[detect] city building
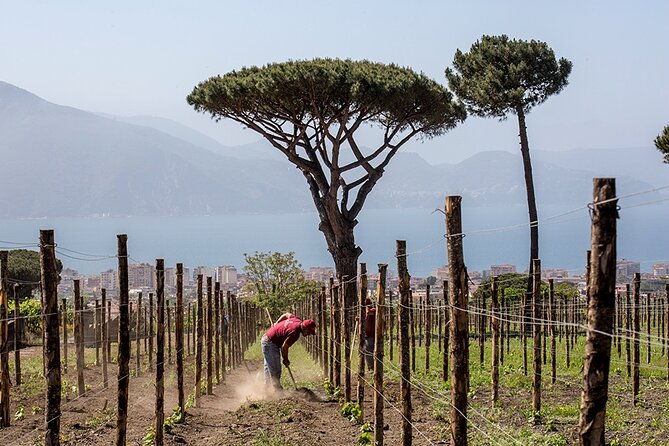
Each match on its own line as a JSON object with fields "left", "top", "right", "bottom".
{"left": 193, "top": 266, "right": 214, "bottom": 281}
{"left": 128, "top": 263, "right": 154, "bottom": 288}
{"left": 304, "top": 266, "right": 334, "bottom": 283}
{"left": 490, "top": 264, "right": 517, "bottom": 276}
{"left": 100, "top": 269, "right": 117, "bottom": 291}
{"left": 217, "top": 265, "right": 238, "bottom": 285}
{"left": 652, "top": 263, "right": 669, "bottom": 277}
{"left": 432, "top": 266, "right": 449, "bottom": 282}
{"left": 543, "top": 268, "right": 569, "bottom": 279}
{"left": 616, "top": 259, "right": 641, "bottom": 281}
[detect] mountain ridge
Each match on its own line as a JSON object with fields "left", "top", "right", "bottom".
{"left": 0, "top": 81, "right": 663, "bottom": 218}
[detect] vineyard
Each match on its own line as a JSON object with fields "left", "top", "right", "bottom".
{"left": 0, "top": 180, "right": 668, "bottom": 445}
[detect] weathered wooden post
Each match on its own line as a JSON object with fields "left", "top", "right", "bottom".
{"left": 425, "top": 284, "right": 431, "bottom": 372}
{"left": 40, "top": 231, "right": 61, "bottom": 445}
{"left": 215, "top": 281, "right": 221, "bottom": 382}
{"left": 479, "top": 289, "right": 486, "bottom": 366}
{"left": 95, "top": 299, "right": 101, "bottom": 367}
{"left": 219, "top": 291, "right": 226, "bottom": 383}
{"left": 149, "top": 292, "right": 154, "bottom": 372}
{"left": 443, "top": 281, "right": 449, "bottom": 383}
{"left": 357, "top": 263, "right": 367, "bottom": 418}
{"left": 136, "top": 292, "right": 142, "bottom": 375}
{"left": 102, "top": 289, "right": 108, "bottom": 388}
{"left": 187, "top": 302, "right": 192, "bottom": 357}
{"left": 343, "top": 277, "right": 352, "bottom": 402}
{"left": 491, "top": 276, "right": 499, "bottom": 407}
{"left": 647, "top": 293, "right": 652, "bottom": 365}
{"left": 319, "top": 286, "right": 327, "bottom": 377}
{"left": 13, "top": 286, "right": 21, "bottom": 386}
{"left": 62, "top": 298, "right": 68, "bottom": 374}
{"left": 397, "top": 241, "right": 412, "bottom": 445}
{"left": 532, "top": 258, "right": 542, "bottom": 412}
{"left": 633, "top": 273, "right": 640, "bottom": 405}
{"left": 206, "top": 277, "right": 213, "bottom": 395}
{"left": 578, "top": 177, "right": 618, "bottom": 445}
{"left": 106, "top": 299, "right": 112, "bottom": 362}
{"left": 549, "top": 279, "right": 557, "bottom": 385}
{"left": 0, "top": 251, "right": 9, "bottom": 427}
{"left": 116, "top": 234, "right": 130, "bottom": 446}
{"left": 155, "top": 259, "right": 165, "bottom": 446}
{"left": 373, "top": 264, "right": 387, "bottom": 446}
{"left": 74, "top": 280, "right": 85, "bottom": 397}
{"left": 446, "top": 196, "right": 468, "bottom": 446}
{"left": 195, "top": 275, "right": 203, "bottom": 406}
{"left": 333, "top": 281, "right": 342, "bottom": 388}
{"left": 167, "top": 301, "right": 172, "bottom": 365}
{"left": 176, "top": 263, "right": 185, "bottom": 412}
{"left": 410, "top": 291, "right": 416, "bottom": 374}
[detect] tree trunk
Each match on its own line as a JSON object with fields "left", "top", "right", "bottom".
{"left": 516, "top": 108, "right": 539, "bottom": 295}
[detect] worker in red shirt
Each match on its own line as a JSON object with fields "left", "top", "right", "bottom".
{"left": 364, "top": 298, "right": 376, "bottom": 371}
{"left": 261, "top": 313, "right": 317, "bottom": 389}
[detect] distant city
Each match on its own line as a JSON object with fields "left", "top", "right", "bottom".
{"left": 57, "top": 259, "right": 669, "bottom": 302}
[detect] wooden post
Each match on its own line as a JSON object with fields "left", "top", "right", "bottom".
{"left": 397, "top": 242, "right": 412, "bottom": 445}
{"left": 491, "top": 276, "right": 499, "bottom": 407}
{"left": 149, "top": 292, "right": 154, "bottom": 372}
{"left": 167, "top": 301, "right": 172, "bottom": 365}
{"left": 343, "top": 277, "right": 352, "bottom": 402}
{"left": 136, "top": 292, "right": 142, "bottom": 375}
{"left": 176, "top": 263, "right": 185, "bottom": 412}
{"left": 321, "top": 287, "right": 329, "bottom": 380}
{"left": 0, "top": 251, "right": 10, "bottom": 427}
{"left": 443, "top": 281, "right": 449, "bottom": 383}
{"left": 219, "top": 291, "right": 226, "bottom": 383}
{"left": 13, "top": 286, "right": 21, "bottom": 386}
{"left": 333, "top": 282, "right": 341, "bottom": 389}
{"left": 39, "top": 231, "right": 61, "bottom": 445}
{"left": 446, "top": 196, "right": 468, "bottom": 446}
{"left": 373, "top": 264, "right": 387, "bottom": 446}
{"left": 106, "top": 299, "right": 112, "bottom": 363}
{"left": 155, "top": 259, "right": 165, "bottom": 446}
{"left": 410, "top": 291, "right": 416, "bottom": 374}
{"left": 579, "top": 178, "right": 618, "bottom": 445}
{"left": 479, "top": 288, "right": 485, "bottom": 366}
{"left": 74, "top": 280, "right": 85, "bottom": 397}
{"left": 102, "top": 289, "right": 108, "bottom": 388}
{"left": 425, "top": 284, "right": 431, "bottom": 372}
{"left": 195, "top": 275, "right": 203, "bottom": 406}
{"left": 206, "top": 277, "right": 213, "bottom": 395}
{"left": 215, "top": 281, "right": 221, "bottom": 383}
{"left": 647, "top": 293, "right": 652, "bottom": 364}
{"left": 62, "top": 298, "right": 68, "bottom": 374}
{"left": 187, "top": 302, "right": 191, "bottom": 357}
{"left": 356, "top": 264, "right": 367, "bottom": 418}
{"left": 116, "top": 234, "right": 130, "bottom": 446}
{"left": 633, "top": 273, "right": 640, "bottom": 405}
{"left": 95, "top": 299, "right": 101, "bottom": 367}
{"left": 532, "top": 259, "right": 542, "bottom": 413}
{"left": 549, "top": 279, "right": 556, "bottom": 385}
{"left": 522, "top": 291, "right": 528, "bottom": 376}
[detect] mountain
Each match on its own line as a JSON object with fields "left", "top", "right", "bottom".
{"left": 0, "top": 81, "right": 309, "bottom": 217}
{"left": 0, "top": 81, "right": 663, "bottom": 218}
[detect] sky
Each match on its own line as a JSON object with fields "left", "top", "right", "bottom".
{"left": 2, "top": 0, "right": 668, "bottom": 164}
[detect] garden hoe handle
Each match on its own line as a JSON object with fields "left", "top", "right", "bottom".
{"left": 286, "top": 365, "right": 298, "bottom": 390}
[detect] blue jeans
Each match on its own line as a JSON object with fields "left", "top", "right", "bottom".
{"left": 262, "top": 335, "right": 282, "bottom": 388}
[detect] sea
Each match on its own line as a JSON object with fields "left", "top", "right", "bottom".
{"left": 1, "top": 202, "right": 667, "bottom": 277}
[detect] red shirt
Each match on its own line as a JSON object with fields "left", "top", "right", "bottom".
{"left": 266, "top": 315, "right": 303, "bottom": 347}
{"left": 365, "top": 306, "right": 376, "bottom": 337}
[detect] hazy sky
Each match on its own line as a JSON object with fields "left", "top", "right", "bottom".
{"left": 2, "top": 1, "right": 668, "bottom": 163}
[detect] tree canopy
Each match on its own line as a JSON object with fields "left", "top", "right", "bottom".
{"left": 8, "top": 249, "right": 63, "bottom": 300}
{"left": 189, "top": 59, "right": 466, "bottom": 308}
{"left": 242, "top": 251, "right": 320, "bottom": 321}
{"left": 654, "top": 125, "right": 669, "bottom": 163}
{"left": 445, "top": 35, "right": 572, "bottom": 118}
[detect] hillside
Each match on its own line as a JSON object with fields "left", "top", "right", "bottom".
{"left": 0, "top": 81, "right": 663, "bottom": 218}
